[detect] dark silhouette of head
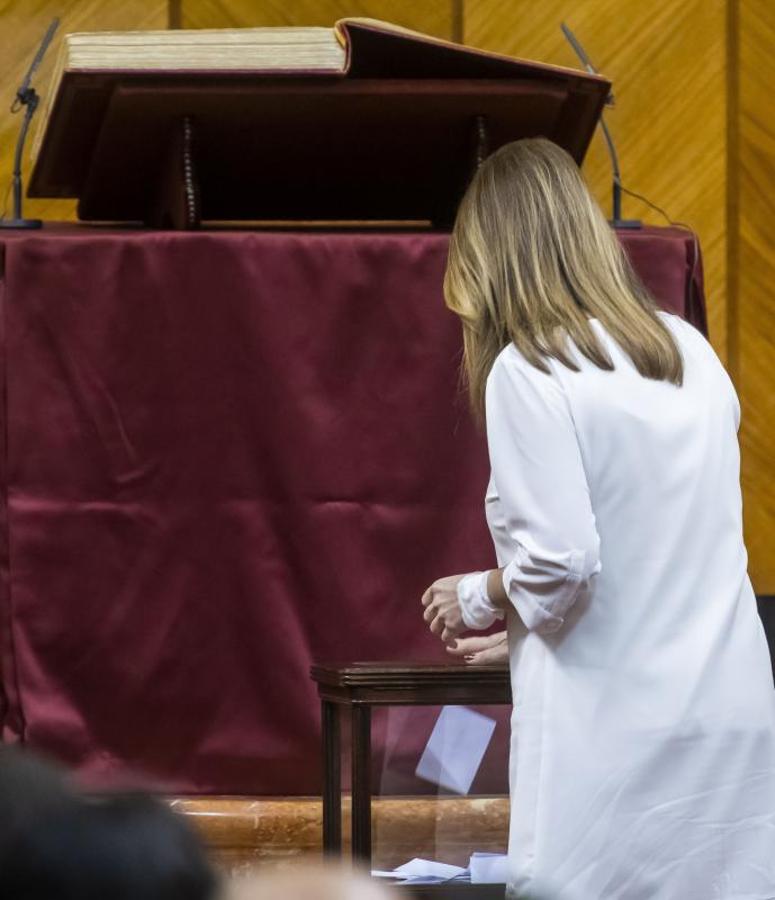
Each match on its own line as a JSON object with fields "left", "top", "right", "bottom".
{"left": 0, "top": 788, "right": 217, "bottom": 900}
{"left": 0, "top": 745, "right": 76, "bottom": 856}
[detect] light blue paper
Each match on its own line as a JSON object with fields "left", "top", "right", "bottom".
{"left": 414, "top": 705, "right": 497, "bottom": 794}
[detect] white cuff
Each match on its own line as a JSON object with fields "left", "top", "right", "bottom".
{"left": 457, "top": 570, "right": 506, "bottom": 631}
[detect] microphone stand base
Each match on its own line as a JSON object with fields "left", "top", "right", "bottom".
{"left": 0, "top": 218, "right": 42, "bottom": 229}
{"left": 610, "top": 218, "right": 642, "bottom": 230}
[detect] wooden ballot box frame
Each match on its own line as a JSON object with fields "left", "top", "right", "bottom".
{"left": 310, "top": 662, "right": 512, "bottom": 896}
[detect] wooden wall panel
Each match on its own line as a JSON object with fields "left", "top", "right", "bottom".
{"left": 736, "top": 0, "right": 775, "bottom": 591}
{"left": 179, "top": 0, "right": 456, "bottom": 39}
{"left": 464, "top": 0, "right": 729, "bottom": 362}
{"left": 0, "top": 0, "right": 167, "bottom": 223}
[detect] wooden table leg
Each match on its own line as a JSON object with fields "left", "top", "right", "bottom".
{"left": 322, "top": 699, "right": 341, "bottom": 855}
{"left": 351, "top": 704, "right": 372, "bottom": 865}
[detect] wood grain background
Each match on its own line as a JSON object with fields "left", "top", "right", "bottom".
{"left": 0, "top": 0, "right": 772, "bottom": 590}
{"left": 735, "top": 0, "right": 775, "bottom": 593}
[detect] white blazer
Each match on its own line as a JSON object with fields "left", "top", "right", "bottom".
{"left": 484, "top": 311, "right": 775, "bottom": 900}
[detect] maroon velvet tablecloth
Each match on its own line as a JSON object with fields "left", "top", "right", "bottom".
{"left": 0, "top": 225, "right": 705, "bottom": 794}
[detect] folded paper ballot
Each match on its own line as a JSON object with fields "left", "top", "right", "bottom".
{"left": 415, "top": 705, "right": 497, "bottom": 794}
{"left": 372, "top": 853, "right": 508, "bottom": 885}
{"left": 392, "top": 858, "right": 466, "bottom": 883}
{"left": 470, "top": 852, "right": 510, "bottom": 884}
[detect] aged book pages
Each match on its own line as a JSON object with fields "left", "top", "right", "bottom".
{"left": 57, "top": 27, "right": 348, "bottom": 73}
{"left": 34, "top": 22, "right": 350, "bottom": 157}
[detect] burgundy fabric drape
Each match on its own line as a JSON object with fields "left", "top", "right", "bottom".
{"left": 0, "top": 225, "right": 705, "bottom": 794}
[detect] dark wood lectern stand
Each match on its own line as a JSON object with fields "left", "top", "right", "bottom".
{"left": 27, "top": 20, "right": 610, "bottom": 228}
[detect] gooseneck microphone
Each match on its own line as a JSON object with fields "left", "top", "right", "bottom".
{"left": 561, "top": 23, "right": 641, "bottom": 230}
{"left": 0, "top": 18, "right": 60, "bottom": 230}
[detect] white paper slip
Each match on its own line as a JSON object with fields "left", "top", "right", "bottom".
{"left": 415, "top": 705, "right": 496, "bottom": 794}
{"left": 393, "top": 858, "right": 467, "bottom": 882}
{"left": 469, "top": 852, "right": 509, "bottom": 884}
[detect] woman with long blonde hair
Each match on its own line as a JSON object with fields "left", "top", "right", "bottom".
{"left": 421, "top": 138, "right": 775, "bottom": 899}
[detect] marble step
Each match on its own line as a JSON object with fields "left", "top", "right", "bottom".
{"left": 172, "top": 795, "right": 509, "bottom": 875}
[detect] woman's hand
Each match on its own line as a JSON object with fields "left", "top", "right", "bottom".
{"left": 421, "top": 574, "right": 468, "bottom": 644}
{"left": 446, "top": 632, "right": 508, "bottom": 665}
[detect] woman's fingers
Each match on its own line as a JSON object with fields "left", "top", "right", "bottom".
{"left": 421, "top": 575, "right": 472, "bottom": 644}
{"left": 429, "top": 615, "right": 445, "bottom": 637}
{"left": 471, "top": 645, "right": 508, "bottom": 665}
{"left": 446, "top": 636, "right": 484, "bottom": 655}
{"left": 446, "top": 645, "right": 504, "bottom": 665}
{"left": 446, "top": 632, "right": 508, "bottom": 665}
{"left": 440, "top": 626, "right": 457, "bottom": 643}
{"left": 446, "top": 634, "right": 505, "bottom": 654}
{"left": 446, "top": 640, "right": 508, "bottom": 665}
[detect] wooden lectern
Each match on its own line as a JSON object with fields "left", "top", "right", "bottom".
{"left": 27, "top": 19, "right": 610, "bottom": 228}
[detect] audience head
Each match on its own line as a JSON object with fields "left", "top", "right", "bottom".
{"left": 0, "top": 774, "right": 217, "bottom": 900}
{"left": 0, "top": 745, "right": 76, "bottom": 857}
{"left": 228, "top": 863, "right": 391, "bottom": 900}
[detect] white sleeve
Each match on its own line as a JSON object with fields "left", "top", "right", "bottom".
{"left": 485, "top": 349, "right": 602, "bottom": 635}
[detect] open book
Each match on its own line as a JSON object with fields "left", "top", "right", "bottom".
{"left": 40, "top": 16, "right": 591, "bottom": 76}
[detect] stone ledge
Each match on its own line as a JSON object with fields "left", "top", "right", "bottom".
{"left": 172, "top": 795, "right": 509, "bottom": 874}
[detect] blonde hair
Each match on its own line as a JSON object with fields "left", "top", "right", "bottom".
{"left": 443, "top": 137, "right": 683, "bottom": 417}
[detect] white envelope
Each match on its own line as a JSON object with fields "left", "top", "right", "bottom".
{"left": 392, "top": 857, "right": 467, "bottom": 883}
{"left": 470, "top": 852, "right": 509, "bottom": 884}
{"left": 414, "top": 705, "right": 497, "bottom": 794}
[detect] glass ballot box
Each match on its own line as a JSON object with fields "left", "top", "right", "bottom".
{"left": 310, "top": 662, "right": 512, "bottom": 898}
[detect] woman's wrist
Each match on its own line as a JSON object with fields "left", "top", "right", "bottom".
{"left": 486, "top": 567, "right": 509, "bottom": 612}
{"left": 457, "top": 570, "right": 506, "bottom": 630}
